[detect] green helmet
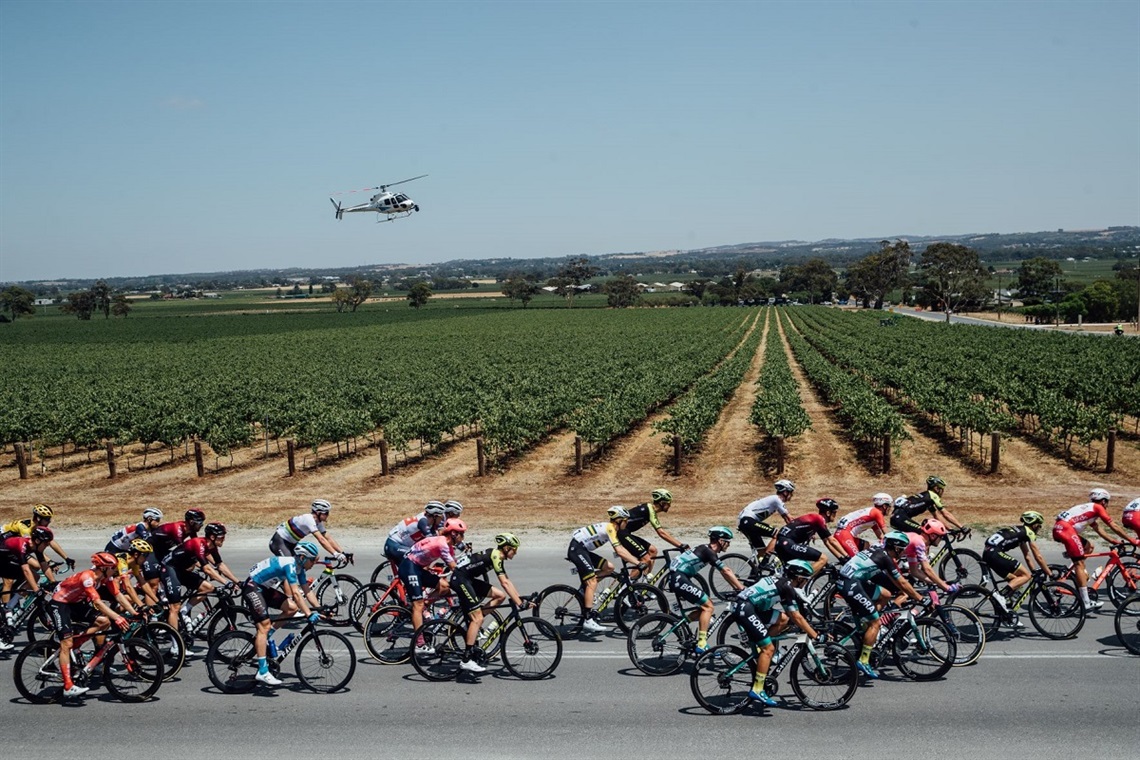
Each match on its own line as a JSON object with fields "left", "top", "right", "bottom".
{"left": 495, "top": 532, "right": 520, "bottom": 549}
{"left": 926, "top": 475, "right": 947, "bottom": 490}
{"left": 708, "top": 526, "right": 734, "bottom": 542}
{"left": 651, "top": 488, "right": 673, "bottom": 504}
{"left": 884, "top": 531, "right": 910, "bottom": 550}
{"left": 1020, "top": 511, "right": 1044, "bottom": 528}
{"left": 784, "top": 560, "right": 814, "bottom": 578}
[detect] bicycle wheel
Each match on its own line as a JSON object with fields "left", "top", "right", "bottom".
{"left": 689, "top": 645, "right": 753, "bottom": 715}
{"left": 295, "top": 629, "right": 357, "bottom": 692}
{"left": 24, "top": 599, "right": 55, "bottom": 642}
{"left": 205, "top": 605, "right": 255, "bottom": 645}
{"left": 936, "top": 604, "right": 986, "bottom": 666}
{"left": 103, "top": 638, "right": 164, "bottom": 702}
{"left": 136, "top": 621, "right": 186, "bottom": 681}
{"left": 12, "top": 639, "right": 65, "bottom": 704}
{"left": 315, "top": 574, "right": 363, "bottom": 626}
{"left": 789, "top": 642, "right": 858, "bottom": 710}
{"left": 1105, "top": 559, "right": 1140, "bottom": 609}
{"left": 1028, "top": 581, "right": 1085, "bottom": 640}
{"left": 891, "top": 616, "right": 956, "bottom": 681}
{"left": 369, "top": 559, "right": 394, "bottom": 585}
{"left": 708, "top": 553, "right": 758, "bottom": 600}
{"left": 947, "top": 584, "right": 1004, "bottom": 640}
{"left": 349, "top": 582, "right": 391, "bottom": 633}
{"left": 534, "top": 584, "right": 585, "bottom": 638}
{"left": 626, "top": 612, "right": 691, "bottom": 676}
{"left": 937, "top": 548, "right": 986, "bottom": 587}
{"left": 363, "top": 604, "right": 415, "bottom": 664}
{"left": 501, "top": 617, "right": 562, "bottom": 680}
{"left": 205, "top": 630, "right": 259, "bottom": 693}
{"left": 1113, "top": 593, "right": 1140, "bottom": 655}
{"left": 613, "top": 583, "right": 669, "bottom": 634}
{"left": 409, "top": 619, "right": 464, "bottom": 681}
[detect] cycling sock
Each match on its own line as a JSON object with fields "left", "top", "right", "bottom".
{"left": 257, "top": 657, "right": 268, "bottom": 674}
{"left": 60, "top": 655, "right": 73, "bottom": 689}
{"left": 752, "top": 673, "right": 766, "bottom": 693}
{"left": 696, "top": 630, "right": 708, "bottom": 649}
{"left": 1079, "top": 587, "right": 1091, "bottom": 605}
{"left": 859, "top": 645, "right": 872, "bottom": 664}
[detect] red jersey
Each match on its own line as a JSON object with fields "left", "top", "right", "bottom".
{"left": 777, "top": 513, "right": 832, "bottom": 544}
{"left": 1, "top": 535, "right": 41, "bottom": 563}
{"left": 148, "top": 521, "right": 195, "bottom": 558}
{"left": 52, "top": 569, "right": 115, "bottom": 604}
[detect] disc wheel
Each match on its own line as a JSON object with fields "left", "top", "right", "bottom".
{"left": 294, "top": 629, "right": 357, "bottom": 693}
{"left": 1113, "top": 593, "right": 1140, "bottom": 655}
{"left": 205, "top": 629, "right": 260, "bottom": 693}
{"left": 363, "top": 604, "right": 415, "bottom": 664}
{"left": 891, "top": 616, "right": 956, "bottom": 681}
{"left": 613, "top": 583, "right": 669, "bottom": 634}
{"left": 626, "top": 612, "right": 692, "bottom": 676}
{"left": 689, "top": 645, "right": 754, "bottom": 715}
{"left": 1028, "top": 581, "right": 1085, "bottom": 640}
{"left": 410, "top": 619, "right": 465, "bottom": 682}
{"left": 533, "top": 584, "right": 585, "bottom": 638}
{"left": 789, "top": 642, "right": 858, "bottom": 710}
{"left": 12, "top": 639, "right": 65, "bottom": 704}
{"left": 103, "top": 638, "right": 164, "bottom": 702}
{"left": 501, "top": 617, "right": 562, "bottom": 680}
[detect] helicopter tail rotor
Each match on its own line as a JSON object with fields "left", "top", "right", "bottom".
{"left": 330, "top": 198, "right": 343, "bottom": 220}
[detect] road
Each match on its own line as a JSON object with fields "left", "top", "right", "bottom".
{"left": 891, "top": 305, "right": 1134, "bottom": 336}
{"left": 2, "top": 532, "right": 1136, "bottom": 759}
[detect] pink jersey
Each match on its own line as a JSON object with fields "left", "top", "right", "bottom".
{"left": 406, "top": 535, "right": 455, "bottom": 572}
{"left": 836, "top": 507, "right": 884, "bottom": 537}
{"left": 903, "top": 532, "right": 928, "bottom": 566}
{"left": 1055, "top": 502, "right": 1112, "bottom": 534}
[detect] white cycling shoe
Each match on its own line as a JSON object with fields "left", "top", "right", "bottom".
{"left": 255, "top": 670, "right": 283, "bottom": 686}
{"left": 582, "top": 618, "right": 608, "bottom": 633}
{"left": 63, "top": 685, "right": 89, "bottom": 698}
{"left": 460, "top": 659, "right": 487, "bottom": 673}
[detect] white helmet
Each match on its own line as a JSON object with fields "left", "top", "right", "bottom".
{"left": 1089, "top": 488, "right": 1110, "bottom": 504}
{"left": 871, "top": 493, "right": 892, "bottom": 508}
{"left": 142, "top": 507, "right": 164, "bottom": 521}
{"left": 774, "top": 479, "right": 796, "bottom": 495}
{"left": 607, "top": 506, "right": 630, "bottom": 521}
{"left": 311, "top": 499, "right": 332, "bottom": 515}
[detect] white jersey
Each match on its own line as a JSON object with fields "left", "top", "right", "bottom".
{"left": 274, "top": 513, "right": 325, "bottom": 544}
{"left": 738, "top": 495, "right": 789, "bottom": 522}
{"left": 835, "top": 507, "right": 882, "bottom": 537}
{"left": 571, "top": 522, "right": 615, "bottom": 551}
{"left": 387, "top": 513, "right": 432, "bottom": 548}
{"left": 1055, "top": 502, "right": 1109, "bottom": 533}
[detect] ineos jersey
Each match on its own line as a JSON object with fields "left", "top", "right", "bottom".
{"left": 777, "top": 514, "right": 831, "bottom": 543}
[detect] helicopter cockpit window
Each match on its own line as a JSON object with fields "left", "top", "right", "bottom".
{"left": 395, "top": 194, "right": 408, "bottom": 202}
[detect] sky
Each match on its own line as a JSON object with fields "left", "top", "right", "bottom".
{"left": 1, "top": 0, "right": 1138, "bottom": 282}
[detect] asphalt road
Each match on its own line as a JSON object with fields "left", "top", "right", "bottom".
{"left": 3, "top": 533, "right": 1136, "bottom": 759}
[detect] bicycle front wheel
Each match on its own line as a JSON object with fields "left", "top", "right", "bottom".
{"left": 689, "top": 645, "right": 753, "bottom": 715}
{"left": 708, "top": 553, "right": 758, "bottom": 600}
{"left": 789, "top": 642, "right": 858, "bottom": 710}
{"left": 626, "top": 612, "right": 690, "bottom": 676}
{"left": 410, "top": 619, "right": 465, "bottom": 681}
{"left": 363, "top": 604, "right": 415, "bottom": 664}
{"left": 1028, "top": 581, "right": 1085, "bottom": 640}
{"left": 205, "top": 605, "right": 255, "bottom": 645}
{"left": 349, "top": 582, "right": 391, "bottom": 633}
{"left": 501, "top": 617, "right": 562, "bottom": 680}
{"left": 1114, "top": 593, "right": 1140, "bottom": 655}
{"left": 369, "top": 559, "right": 394, "bottom": 585}
{"left": 205, "top": 629, "right": 259, "bottom": 693}
{"left": 937, "top": 548, "right": 986, "bottom": 587}
{"left": 137, "top": 621, "right": 186, "bottom": 681}
{"left": 315, "top": 574, "right": 363, "bottom": 626}
{"left": 613, "top": 583, "right": 668, "bottom": 634}
{"left": 936, "top": 604, "right": 986, "bottom": 666}
{"left": 533, "top": 584, "right": 585, "bottom": 638}
{"left": 1105, "top": 559, "right": 1140, "bottom": 609}
{"left": 104, "top": 638, "right": 164, "bottom": 702}
{"left": 295, "top": 629, "right": 357, "bottom": 693}
{"left": 13, "top": 640, "right": 64, "bottom": 704}
{"left": 948, "top": 585, "right": 1004, "bottom": 640}
{"left": 891, "top": 617, "right": 956, "bottom": 681}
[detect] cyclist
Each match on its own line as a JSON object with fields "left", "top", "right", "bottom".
{"left": 450, "top": 532, "right": 532, "bottom": 673}
{"left": 982, "top": 512, "right": 1051, "bottom": 622}
{"left": 146, "top": 509, "right": 206, "bottom": 573}
{"left": 770, "top": 498, "right": 847, "bottom": 574}
{"left": 890, "top": 476, "right": 965, "bottom": 533}
{"left": 618, "top": 488, "right": 687, "bottom": 578}
{"left": 567, "top": 507, "right": 644, "bottom": 633}
{"left": 269, "top": 499, "right": 348, "bottom": 560}
{"left": 834, "top": 493, "right": 890, "bottom": 559}
{"left": 105, "top": 507, "right": 164, "bottom": 553}
{"left": 161, "top": 522, "right": 242, "bottom": 635}
{"left": 384, "top": 501, "right": 447, "bottom": 567}
{"left": 900, "top": 519, "right": 961, "bottom": 596}
{"left": 737, "top": 479, "right": 796, "bottom": 568}
{"left": 0, "top": 526, "right": 57, "bottom": 650}
{"left": 49, "top": 552, "right": 133, "bottom": 698}
{"left": 1052, "top": 488, "right": 1138, "bottom": 610}
{"left": 1, "top": 503, "right": 75, "bottom": 571}
{"left": 401, "top": 518, "right": 467, "bottom": 652}
{"left": 731, "top": 559, "right": 819, "bottom": 706}
{"left": 668, "top": 526, "right": 745, "bottom": 654}
{"left": 109, "top": 539, "right": 158, "bottom": 611}
{"left": 1123, "top": 497, "right": 1140, "bottom": 541}
{"left": 443, "top": 500, "right": 465, "bottom": 518}
{"left": 837, "top": 531, "right": 924, "bottom": 679}
{"left": 242, "top": 539, "right": 323, "bottom": 687}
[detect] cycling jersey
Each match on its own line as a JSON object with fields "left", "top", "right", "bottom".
{"left": 985, "top": 525, "right": 1035, "bottom": 553}
{"left": 387, "top": 514, "right": 435, "bottom": 549}
{"left": 736, "top": 575, "right": 799, "bottom": 611}
{"left": 902, "top": 533, "right": 928, "bottom": 567}
{"left": 275, "top": 513, "right": 326, "bottom": 544}
{"left": 166, "top": 537, "right": 221, "bottom": 572}
{"left": 1, "top": 517, "right": 35, "bottom": 538}
{"left": 114, "top": 553, "right": 145, "bottom": 580}
{"left": 836, "top": 507, "right": 884, "bottom": 536}
{"left": 148, "top": 521, "right": 195, "bottom": 559}
{"left": 1124, "top": 499, "right": 1140, "bottom": 534}
{"left": 890, "top": 490, "right": 943, "bottom": 531}
{"left": 624, "top": 503, "right": 662, "bottom": 533}
{"left": 454, "top": 548, "right": 508, "bottom": 579}
{"left": 838, "top": 547, "right": 901, "bottom": 621}
{"left": 405, "top": 536, "right": 456, "bottom": 571}
{"left": 778, "top": 514, "right": 831, "bottom": 544}
{"left": 670, "top": 544, "right": 723, "bottom": 577}
{"left": 51, "top": 570, "right": 114, "bottom": 604}
{"left": 571, "top": 522, "right": 620, "bottom": 551}
{"left": 1055, "top": 502, "right": 1113, "bottom": 533}
{"left": 839, "top": 547, "right": 901, "bottom": 583}
{"left": 247, "top": 555, "right": 306, "bottom": 591}
{"left": 0, "top": 535, "right": 43, "bottom": 580}
{"left": 738, "top": 495, "right": 789, "bottom": 523}
{"left": 107, "top": 522, "right": 151, "bottom": 552}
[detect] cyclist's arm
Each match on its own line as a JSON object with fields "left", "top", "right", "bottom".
{"left": 779, "top": 513, "right": 792, "bottom": 525}
{"left": 47, "top": 539, "right": 71, "bottom": 566}
{"left": 282, "top": 579, "right": 315, "bottom": 617}
{"left": 917, "top": 560, "right": 951, "bottom": 593}
{"left": 204, "top": 560, "right": 241, "bottom": 586}
{"left": 653, "top": 526, "right": 684, "bottom": 549}
{"left": 893, "top": 572, "right": 923, "bottom": 603}
{"left": 823, "top": 536, "right": 847, "bottom": 562}
{"left": 786, "top": 608, "right": 817, "bottom": 640}
{"left": 936, "top": 507, "right": 964, "bottom": 530}
{"left": 19, "top": 560, "right": 39, "bottom": 591}
{"left": 495, "top": 571, "right": 526, "bottom": 607}
{"left": 90, "top": 596, "right": 129, "bottom": 629}
{"left": 1103, "top": 520, "right": 1136, "bottom": 544}
{"left": 112, "top": 585, "right": 141, "bottom": 617}
{"left": 314, "top": 531, "right": 345, "bottom": 555}
{"left": 32, "top": 552, "right": 57, "bottom": 584}
{"left": 718, "top": 564, "right": 744, "bottom": 592}
{"left": 1024, "top": 542, "right": 1048, "bottom": 574}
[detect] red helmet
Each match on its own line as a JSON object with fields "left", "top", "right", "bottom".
{"left": 91, "top": 552, "right": 118, "bottom": 568}
{"left": 441, "top": 518, "right": 467, "bottom": 535}
{"left": 920, "top": 518, "right": 948, "bottom": 538}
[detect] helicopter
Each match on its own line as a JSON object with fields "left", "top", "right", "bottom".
{"left": 329, "top": 174, "right": 426, "bottom": 222}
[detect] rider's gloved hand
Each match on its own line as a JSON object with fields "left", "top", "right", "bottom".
{"left": 64, "top": 558, "right": 76, "bottom": 571}
{"left": 114, "top": 617, "right": 130, "bottom": 631}
{"left": 946, "top": 583, "right": 961, "bottom": 594}
{"left": 679, "top": 544, "right": 691, "bottom": 552}
{"left": 308, "top": 612, "right": 321, "bottom": 624}
{"left": 334, "top": 552, "right": 346, "bottom": 563}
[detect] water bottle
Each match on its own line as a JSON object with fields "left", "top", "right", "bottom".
{"left": 279, "top": 633, "right": 296, "bottom": 655}
{"left": 267, "top": 637, "right": 278, "bottom": 659}
{"left": 1090, "top": 566, "right": 1103, "bottom": 583}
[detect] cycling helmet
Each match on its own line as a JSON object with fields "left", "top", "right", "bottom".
{"left": 816, "top": 498, "right": 840, "bottom": 514}
{"left": 30, "top": 526, "right": 53, "bottom": 543}
{"left": 652, "top": 488, "right": 673, "bottom": 504}
{"left": 129, "top": 539, "right": 153, "bottom": 555}
{"left": 1089, "top": 488, "right": 1110, "bottom": 504}
{"left": 784, "top": 559, "right": 815, "bottom": 578}
{"left": 91, "top": 552, "right": 118, "bottom": 568}
{"left": 185, "top": 509, "right": 206, "bottom": 524}
{"left": 423, "top": 500, "right": 446, "bottom": 518}
{"left": 1020, "top": 511, "right": 1044, "bottom": 528}
{"left": 495, "top": 532, "right": 521, "bottom": 549}
{"left": 883, "top": 531, "right": 910, "bottom": 550}
{"left": 294, "top": 540, "right": 320, "bottom": 560}
{"left": 926, "top": 475, "right": 947, "bottom": 491}
{"left": 311, "top": 499, "right": 332, "bottom": 515}
{"left": 774, "top": 479, "right": 796, "bottom": 495}
{"left": 204, "top": 522, "right": 227, "bottom": 538}
{"left": 441, "top": 518, "right": 467, "bottom": 536}
{"left": 892, "top": 495, "right": 911, "bottom": 510}
{"left": 142, "top": 507, "right": 163, "bottom": 522}
{"left": 920, "top": 518, "right": 948, "bottom": 538}
{"left": 32, "top": 504, "right": 54, "bottom": 519}
{"left": 443, "top": 500, "right": 464, "bottom": 517}
{"left": 607, "top": 506, "right": 631, "bottom": 521}
{"left": 871, "top": 493, "right": 892, "bottom": 508}
{"left": 708, "top": 526, "right": 734, "bottom": 542}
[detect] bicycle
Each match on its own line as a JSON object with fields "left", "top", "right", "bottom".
{"left": 828, "top": 597, "right": 958, "bottom": 681}
{"left": 910, "top": 585, "right": 986, "bottom": 666}
{"left": 362, "top": 594, "right": 456, "bottom": 664}
{"left": 1, "top": 561, "right": 68, "bottom": 644}
{"left": 1046, "top": 543, "right": 1140, "bottom": 609}
{"left": 205, "top": 616, "right": 356, "bottom": 693}
{"left": 13, "top": 622, "right": 164, "bottom": 703}
{"left": 1113, "top": 592, "right": 1140, "bottom": 655}
{"left": 534, "top": 560, "right": 668, "bottom": 637}
{"left": 155, "top": 584, "right": 254, "bottom": 649}
{"left": 625, "top": 602, "right": 740, "bottom": 676}
{"left": 689, "top": 628, "right": 859, "bottom": 713}
{"left": 347, "top": 576, "right": 410, "bottom": 632}
{"left": 949, "top": 571, "right": 1086, "bottom": 640}
{"left": 411, "top": 593, "right": 562, "bottom": 681}
{"left": 309, "top": 554, "right": 362, "bottom": 626}
{"left": 707, "top": 545, "right": 782, "bottom": 601}
{"left": 929, "top": 527, "right": 986, "bottom": 587}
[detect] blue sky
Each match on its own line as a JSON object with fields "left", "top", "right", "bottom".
{"left": 1, "top": 0, "right": 1137, "bottom": 282}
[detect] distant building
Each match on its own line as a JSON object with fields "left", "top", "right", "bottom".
{"left": 33, "top": 298, "right": 53, "bottom": 306}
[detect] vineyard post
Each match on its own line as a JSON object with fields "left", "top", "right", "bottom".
{"left": 990, "top": 432, "right": 1000, "bottom": 474}
{"left": 1106, "top": 429, "right": 1116, "bottom": 474}
{"left": 882, "top": 435, "right": 892, "bottom": 474}
{"left": 379, "top": 439, "right": 389, "bottom": 476}
{"left": 286, "top": 440, "right": 296, "bottom": 476}
{"left": 194, "top": 441, "right": 204, "bottom": 477}
{"left": 106, "top": 441, "right": 116, "bottom": 479}
{"left": 673, "top": 436, "right": 682, "bottom": 476}
{"left": 476, "top": 437, "right": 486, "bottom": 477}
{"left": 775, "top": 436, "right": 785, "bottom": 475}
{"left": 574, "top": 436, "right": 583, "bottom": 475}
{"left": 15, "top": 443, "right": 28, "bottom": 479}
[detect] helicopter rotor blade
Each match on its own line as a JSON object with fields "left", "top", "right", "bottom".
{"left": 380, "top": 174, "right": 428, "bottom": 190}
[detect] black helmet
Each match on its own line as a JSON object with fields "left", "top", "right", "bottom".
{"left": 204, "top": 522, "right": 227, "bottom": 539}
{"left": 185, "top": 509, "right": 206, "bottom": 524}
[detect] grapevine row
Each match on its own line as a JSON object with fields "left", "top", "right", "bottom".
{"left": 749, "top": 310, "right": 811, "bottom": 439}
